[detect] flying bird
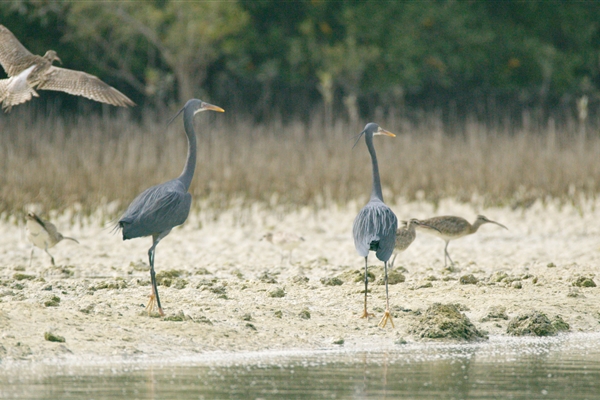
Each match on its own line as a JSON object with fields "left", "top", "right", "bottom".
{"left": 0, "top": 24, "right": 134, "bottom": 111}
{"left": 415, "top": 215, "right": 508, "bottom": 267}
{"left": 26, "top": 212, "right": 79, "bottom": 267}
{"left": 117, "top": 99, "right": 224, "bottom": 317}
{"left": 352, "top": 122, "right": 397, "bottom": 328}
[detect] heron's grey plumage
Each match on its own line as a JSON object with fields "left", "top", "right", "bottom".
{"left": 352, "top": 122, "right": 398, "bottom": 328}
{"left": 117, "top": 98, "right": 224, "bottom": 316}
{"left": 0, "top": 24, "right": 134, "bottom": 111}
{"left": 353, "top": 200, "right": 397, "bottom": 261}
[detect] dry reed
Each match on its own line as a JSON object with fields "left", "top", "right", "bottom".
{"left": 1, "top": 107, "right": 599, "bottom": 220}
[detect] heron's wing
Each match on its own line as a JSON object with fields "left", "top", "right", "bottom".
{"left": 0, "top": 25, "right": 39, "bottom": 76}
{"left": 353, "top": 201, "right": 398, "bottom": 261}
{"left": 119, "top": 181, "right": 191, "bottom": 239}
{"left": 37, "top": 66, "right": 135, "bottom": 107}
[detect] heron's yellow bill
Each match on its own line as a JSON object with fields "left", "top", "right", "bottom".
{"left": 376, "top": 128, "right": 395, "bottom": 137}
{"left": 202, "top": 103, "right": 225, "bottom": 113}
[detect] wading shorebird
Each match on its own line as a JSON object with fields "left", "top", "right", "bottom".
{"left": 0, "top": 24, "right": 134, "bottom": 111}
{"left": 352, "top": 123, "right": 398, "bottom": 329}
{"left": 26, "top": 212, "right": 79, "bottom": 267}
{"left": 391, "top": 218, "right": 441, "bottom": 268}
{"left": 415, "top": 215, "right": 508, "bottom": 267}
{"left": 117, "top": 99, "right": 224, "bottom": 317}
{"left": 261, "top": 232, "right": 305, "bottom": 264}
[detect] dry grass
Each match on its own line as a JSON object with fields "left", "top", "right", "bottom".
{"left": 1, "top": 107, "right": 599, "bottom": 220}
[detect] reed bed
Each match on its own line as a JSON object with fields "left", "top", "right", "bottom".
{"left": 1, "top": 107, "right": 599, "bottom": 220}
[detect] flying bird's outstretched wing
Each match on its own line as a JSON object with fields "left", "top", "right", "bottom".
{"left": 38, "top": 66, "right": 135, "bottom": 107}
{"left": 0, "top": 24, "right": 39, "bottom": 76}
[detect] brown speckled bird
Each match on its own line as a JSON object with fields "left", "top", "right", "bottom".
{"left": 0, "top": 24, "right": 134, "bottom": 111}
{"left": 391, "top": 218, "right": 440, "bottom": 267}
{"left": 415, "top": 215, "right": 508, "bottom": 267}
{"left": 26, "top": 212, "right": 79, "bottom": 267}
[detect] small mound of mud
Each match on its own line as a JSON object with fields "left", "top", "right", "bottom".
{"left": 409, "top": 303, "right": 487, "bottom": 341}
{"left": 320, "top": 277, "right": 343, "bottom": 286}
{"left": 481, "top": 305, "right": 509, "bottom": 322}
{"left": 572, "top": 276, "right": 596, "bottom": 288}
{"left": 89, "top": 278, "right": 127, "bottom": 291}
{"left": 459, "top": 274, "right": 479, "bottom": 285}
{"left": 156, "top": 270, "right": 186, "bottom": 287}
{"left": 507, "top": 311, "right": 570, "bottom": 336}
{"left": 376, "top": 270, "right": 406, "bottom": 285}
{"left": 337, "top": 269, "right": 374, "bottom": 283}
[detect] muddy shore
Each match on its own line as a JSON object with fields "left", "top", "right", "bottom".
{"left": 1, "top": 198, "right": 599, "bottom": 364}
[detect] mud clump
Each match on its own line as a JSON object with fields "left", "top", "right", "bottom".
{"left": 459, "top": 274, "right": 479, "bottom": 285}
{"left": 44, "top": 332, "right": 65, "bottom": 343}
{"left": 258, "top": 271, "right": 278, "bottom": 284}
{"left": 90, "top": 279, "right": 128, "bottom": 291}
{"left": 376, "top": 270, "right": 406, "bottom": 285}
{"left": 13, "top": 273, "right": 36, "bottom": 281}
{"left": 44, "top": 295, "right": 61, "bottom": 307}
{"left": 163, "top": 311, "right": 192, "bottom": 322}
{"left": 269, "top": 287, "right": 286, "bottom": 298}
{"left": 481, "top": 306, "right": 509, "bottom": 322}
{"left": 156, "top": 270, "right": 186, "bottom": 287}
{"left": 338, "top": 269, "right": 374, "bottom": 283}
{"left": 572, "top": 276, "right": 596, "bottom": 288}
{"left": 410, "top": 303, "right": 487, "bottom": 341}
{"left": 320, "top": 277, "right": 343, "bottom": 286}
{"left": 507, "top": 311, "right": 570, "bottom": 336}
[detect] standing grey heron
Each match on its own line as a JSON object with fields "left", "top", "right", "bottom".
{"left": 118, "top": 99, "right": 224, "bottom": 316}
{"left": 0, "top": 24, "right": 134, "bottom": 111}
{"left": 415, "top": 215, "right": 508, "bottom": 267}
{"left": 26, "top": 212, "right": 79, "bottom": 267}
{"left": 390, "top": 218, "right": 441, "bottom": 268}
{"left": 352, "top": 123, "right": 398, "bottom": 328}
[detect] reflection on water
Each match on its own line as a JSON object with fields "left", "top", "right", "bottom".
{"left": 2, "top": 334, "right": 600, "bottom": 399}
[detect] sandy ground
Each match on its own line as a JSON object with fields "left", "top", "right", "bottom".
{"left": 1, "top": 198, "right": 599, "bottom": 364}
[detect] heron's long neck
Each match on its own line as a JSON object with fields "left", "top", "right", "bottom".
{"left": 177, "top": 109, "right": 197, "bottom": 191}
{"left": 366, "top": 134, "right": 384, "bottom": 202}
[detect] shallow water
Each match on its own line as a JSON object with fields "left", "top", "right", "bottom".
{"left": 2, "top": 334, "right": 600, "bottom": 399}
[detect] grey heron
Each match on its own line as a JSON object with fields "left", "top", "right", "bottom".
{"left": 26, "top": 212, "right": 79, "bottom": 267}
{"left": 0, "top": 24, "right": 134, "bottom": 111}
{"left": 118, "top": 99, "right": 224, "bottom": 316}
{"left": 352, "top": 122, "right": 398, "bottom": 328}
{"left": 415, "top": 215, "right": 508, "bottom": 267}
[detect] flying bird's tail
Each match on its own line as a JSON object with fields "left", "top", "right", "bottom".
{"left": 0, "top": 66, "right": 39, "bottom": 112}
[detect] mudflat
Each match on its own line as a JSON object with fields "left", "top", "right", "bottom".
{"left": 1, "top": 198, "right": 599, "bottom": 363}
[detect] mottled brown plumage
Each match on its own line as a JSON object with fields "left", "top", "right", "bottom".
{"left": 391, "top": 218, "right": 441, "bottom": 267}
{"left": 416, "top": 215, "right": 508, "bottom": 267}
{"left": 0, "top": 25, "right": 134, "bottom": 111}
{"left": 26, "top": 212, "right": 79, "bottom": 267}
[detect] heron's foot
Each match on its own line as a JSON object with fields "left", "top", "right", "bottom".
{"left": 378, "top": 309, "right": 395, "bottom": 329}
{"left": 145, "top": 294, "right": 165, "bottom": 317}
{"left": 360, "top": 310, "right": 375, "bottom": 319}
